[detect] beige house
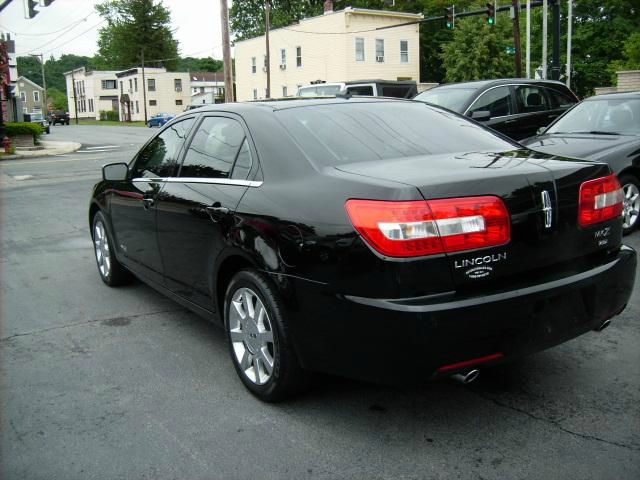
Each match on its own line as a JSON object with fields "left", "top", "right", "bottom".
{"left": 115, "top": 67, "right": 191, "bottom": 121}
{"left": 234, "top": 6, "right": 422, "bottom": 101}
{"left": 15, "top": 76, "right": 44, "bottom": 117}
{"left": 64, "top": 67, "right": 121, "bottom": 119}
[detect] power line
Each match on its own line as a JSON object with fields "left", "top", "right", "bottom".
{"left": 22, "top": 19, "right": 106, "bottom": 56}
{"left": 0, "top": 11, "right": 95, "bottom": 37}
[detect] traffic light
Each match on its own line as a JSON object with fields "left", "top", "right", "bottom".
{"left": 444, "top": 6, "right": 455, "bottom": 30}
{"left": 26, "top": 0, "right": 39, "bottom": 19}
{"left": 486, "top": 2, "right": 496, "bottom": 25}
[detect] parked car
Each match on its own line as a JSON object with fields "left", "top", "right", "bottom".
{"left": 49, "top": 110, "right": 70, "bottom": 126}
{"left": 89, "top": 98, "right": 636, "bottom": 401}
{"left": 25, "top": 112, "right": 50, "bottom": 134}
{"left": 522, "top": 91, "right": 640, "bottom": 234}
{"left": 147, "top": 112, "right": 175, "bottom": 127}
{"left": 297, "top": 80, "right": 417, "bottom": 98}
{"left": 413, "top": 79, "right": 579, "bottom": 140}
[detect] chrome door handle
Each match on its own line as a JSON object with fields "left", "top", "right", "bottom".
{"left": 142, "top": 197, "right": 155, "bottom": 209}
{"left": 206, "top": 204, "right": 230, "bottom": 215}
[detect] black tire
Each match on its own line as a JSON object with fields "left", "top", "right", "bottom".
{"left": 619, "top": 173, "right": 640, "bottom": 235}
{"left": 224, "top": 269, "right": 308, "bottom": 402}
{"left": 91, "top": 211, "right": 133, "bottom": 286}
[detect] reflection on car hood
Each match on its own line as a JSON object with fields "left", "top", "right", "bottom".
{"left": 521, "top": 133, "right": 640, "bottom": 161}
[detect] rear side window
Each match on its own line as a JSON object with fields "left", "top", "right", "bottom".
{"left": 346, "top": 85, "right": 374, "bottom": 96}
{"left": 468, "top": 86, "right": 514, "bottom": 118}
{"left": 414, "top": 87, "right": 476, "bottom": 113}
{"left": 180, "top": 116, "right": 248, "bottom": 179}
{"left": 131, "top": 118, "right": 194, "bottom": 178}
{"left": 547, "top": 88, "right": 577, "bottom": 109}
{"left": 276, "top": 102, "right": 515, "bottom": 167}
{"left": 515, "top": 85, "right": 550, "bottom": 113}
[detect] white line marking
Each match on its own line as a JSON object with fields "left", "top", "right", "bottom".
{"left": 13, "top": 175, "right": 34, "bottom": 181}
{"left": 0, "top": 156, "right": 105, "bottom": 166}
{"left": 84, "top": 145, "right": 119, "bottom": 150}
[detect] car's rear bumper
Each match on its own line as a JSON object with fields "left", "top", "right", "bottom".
{"left": 280, "top": 245, "right": 637, "bottom": 385}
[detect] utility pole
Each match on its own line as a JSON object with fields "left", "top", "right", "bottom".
{"left": 512, "top": 0, "right": 523, "bottom": 77}
{"left": 566, "top": 0, "right": 573, "bottom": 88}
{"left": 71, "top": 68, "right": 78, "bottom": 124}
{"left": 219, "top": 0, "right": 234, "bottom": 102}
{"left": 526, "top": 0, "right": 531, "bottom": 78}
{"left": 265, "top": 0, "right": 271, "bottom": 98}
{"left": 542, "top": 0, "right": 548, "bottom": 79}
{"left": 141, "top": 48, "right": 147, "bottom": 124}
{"left": 30, "top": 53, "right": 46, "bottom": 114}
{"left": 551, "top": 0, "right": 561, "bottom": 80}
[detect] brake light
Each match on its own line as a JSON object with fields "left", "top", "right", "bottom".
{"left": 578, "top": 174, "right": 623, "bottom": 227}
{"left": 345, "top": 196, "right": 510, "bottom": 257}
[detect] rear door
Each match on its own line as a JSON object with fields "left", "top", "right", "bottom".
{"left": 156, "top": 114, "right": 257, "bottom": 310}
{"left": 545, "top": 86, "right": 579, "bottom": 125}
{"left": 511, "top": 84, "right": 553, "bottom": 139}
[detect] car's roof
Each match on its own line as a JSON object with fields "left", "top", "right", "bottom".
{"left": 431, "top": 78, "right": 569, "bottom": 90}
{"left": 183, "top": 97, "right": 413, "bottom": 114}
{"left": 583, "top": 91, "right": 640, "bottom": 101}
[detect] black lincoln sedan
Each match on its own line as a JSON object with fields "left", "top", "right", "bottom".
{"left": 414, "top": 79, "right": 579, "bottom": 140}
{"left": 522, "top": 91, "right": 640, "bottom": 234}
{"left": 90, "top": 98, "right": 636, "bottom": 401}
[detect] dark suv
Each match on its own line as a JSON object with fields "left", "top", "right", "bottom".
{"left": 414, "top": 79, "right": 579, "bottom": 140}
{"left": 49, "top": 110, "right": 70, "bottom": 126}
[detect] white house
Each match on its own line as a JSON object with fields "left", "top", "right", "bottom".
{"left": 190, "top": 71, "right": 225, "bottom": 104}
{"left": 63, "top": 67, "right": 120, "bottom": 119}
{"left": 234, "top": 5, "right": 422, "bottom": 101}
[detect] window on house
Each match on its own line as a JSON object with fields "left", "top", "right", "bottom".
{"left": 251, "top": 56, "right": 256, "bottom": 74}
{"left": 129, "top": 79, "right": 132, "bottom": 91}
{"left": 149, "top": 99, "right": 157, "bottom": 106}
{"left": 148, "top": 79, "right": 156, "bottom": 92}
{"left": 376, "top": 39, "right": 384, "bottom": 62}
{"left": 175, "top": 99, "right": 183, "bottom": 105}
{"left": 400, "top": 40, "right": 409, "bottom": 63}
{"left": 355, "top": 38, "right": 365, "bottom": 62}
{"left": 280, "top": 49, "right": 286, "bottom": 67}
{"left": 120, "top": 81, "right": 123, "bottom": 94}
{"left": 296, "top": 46, "right": 302, "bottom": 67}
{"left": 263, "top": 55, "right": 267, "bottom": 69}
{"left": 200, "top": 87, "right": 205, "bottom": 93}
{"left": 89, "top": 99, "right": 94, "bottom": 112}
{"left": 23, "top": 107, "right": 28, "bottom": 114}
{"left": 253, "top": 89, "right": 258, "bottom": 100}
{"left": 136, "top": 100, "right": 139, "bottom": 113}
{"left": 134, "top": 78, "right": 138, "bottom": 92}
{"left": 282, "top": 86, "right": 288, "bottom": 97}
{"left": 174, "top": 79, "right": 182, "bottom": 92}
{"left": 102, "top": 79, "right": 117, "bottom": 89}
{"left": 20, "top": 91, "right": 26, "bottom": 102}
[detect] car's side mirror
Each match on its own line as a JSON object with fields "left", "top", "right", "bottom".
{"left": 102, "top": 162, "right": 129, "bottom": 181}
{"left": 536, "top": 127, "right": 546, "bottom": 135}
{"left": 471, "top": 110, "right": 491, "bottom": 122}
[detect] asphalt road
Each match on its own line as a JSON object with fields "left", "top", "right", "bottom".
{"left": 1, "top": 125, "right": 639, "bottom": 480}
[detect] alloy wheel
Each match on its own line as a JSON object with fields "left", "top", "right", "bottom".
{"left": 622, "top": 182, "right": 640, "bottom": 231}
{"left": 93, "top": 220, "right": 111, "bottom": 278}
{"left": 228, "top": 287, "right": 275, "bottom": 385}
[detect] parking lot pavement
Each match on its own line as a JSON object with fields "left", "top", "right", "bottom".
{"left": 1, "top": 127, "right": 639, "bottom": 479}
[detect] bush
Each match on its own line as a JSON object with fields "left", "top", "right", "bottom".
{"left": 5, "top": 122, "right": 44, "bottom": 139}
{"left": 100, "top": 110, "right": 119, "bottom": 121}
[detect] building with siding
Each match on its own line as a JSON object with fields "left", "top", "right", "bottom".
{"left": 63, "top": 67, "right": 120, "bottom": 119}
{"left": 15, "top": 76, "right": 44, "bottom": 118}
{"left": 190, "top": 71, "right": 225, "bottom": 104}
{"left": 234, "top": 6, "right": 422, "bottom": 102}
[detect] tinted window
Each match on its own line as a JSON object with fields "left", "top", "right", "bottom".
{"left": 547, "top": 88, "right": 577, "bottom": 109}
{"left": 131, "top": 118, "right": 194, "bottom": 178}
{"left": 468, "top": 86, "right": 514, "bottom": 117}
{"left": 414, "top": 87, "right": 476, "bottom": 112}
{"left": 276, "top": 102, "right": 515, "bottom": 167}
{"left": 347, "top": 85, "right": 374, "bottom": 96}
{"left": 515, "top": 85, "right": 549, "bottom": 113}
{"left": 230, "top": 139, "right": 253, "bottom": 180}
{"left": 180, "top": 117, "right": 246, "bottom": 179}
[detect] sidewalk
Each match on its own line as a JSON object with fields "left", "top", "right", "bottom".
{"left": 0, "top": 140, "right": 81, "bottom": 160}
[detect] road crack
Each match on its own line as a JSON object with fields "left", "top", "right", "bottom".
{"left": 472, "top": 390, "right": 640, "bottom": 451}
{"left": 0, "top": 309, "right": 184, "bottom": 342}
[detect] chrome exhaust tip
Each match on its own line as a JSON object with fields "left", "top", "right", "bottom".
{"left": 451, "top": 369, "right": 480, "bottom": 384}
{"left": 594, "top": 319, "right": 612, "bottom": 332}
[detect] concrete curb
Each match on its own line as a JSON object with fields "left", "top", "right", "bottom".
{"left": 1, "top": 140, "right": 82, "bottom": 161}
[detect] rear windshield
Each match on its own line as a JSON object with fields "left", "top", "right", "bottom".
{"left": 414, "top": 87, "right": 476, "bottom": 112}
{"left": 297, "top": 85, "right": 343, "bottom": 97}
{"left": 276, "top": 102, "right": 515, "bottom": 167}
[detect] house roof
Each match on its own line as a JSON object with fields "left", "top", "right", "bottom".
{"left": 190, "top": 71, "right": 225, "bottom": 82}
{"left": 17, "top": 76, "right": 43, "bottom": 90}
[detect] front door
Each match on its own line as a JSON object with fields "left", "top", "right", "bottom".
{"left": 109, "top": 117, "right": 196, "bottom": 284}
{"left": 156, "top": 114, "right": 256, "bottom": 311}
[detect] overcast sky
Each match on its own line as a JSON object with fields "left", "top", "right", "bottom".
{"left": 1, "top": 0, "right": 227, "bottom": 59}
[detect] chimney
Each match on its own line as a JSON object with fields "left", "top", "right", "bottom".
{"left": 324, "top": 0, "right": 333, "bottom": 14}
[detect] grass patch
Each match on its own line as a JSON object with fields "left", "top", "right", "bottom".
{"left": 74, "top": 119, "right": 146, "bottom": 127}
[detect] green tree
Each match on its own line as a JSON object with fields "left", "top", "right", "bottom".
{"left": 440, "top": 16, "right": 514, "bottom": 82}
{"left": 95, "top": 0, "right": 180, "bottom": 70}
{"left": 176, "top": 57, "right": 224, "bottom": 72}
{"left": 45, "top": 87, "right": 68, "bottom": 110}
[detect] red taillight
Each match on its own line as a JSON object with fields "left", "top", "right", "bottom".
{"left": 578, "top": 174, "right": 623, "bottom": 227}
{"left": 345, "top": 196, "right": 510, "bottom": 258}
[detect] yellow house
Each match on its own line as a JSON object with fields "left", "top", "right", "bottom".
{"left": 234, "top": 6, "right": 422, "bottom": 102}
